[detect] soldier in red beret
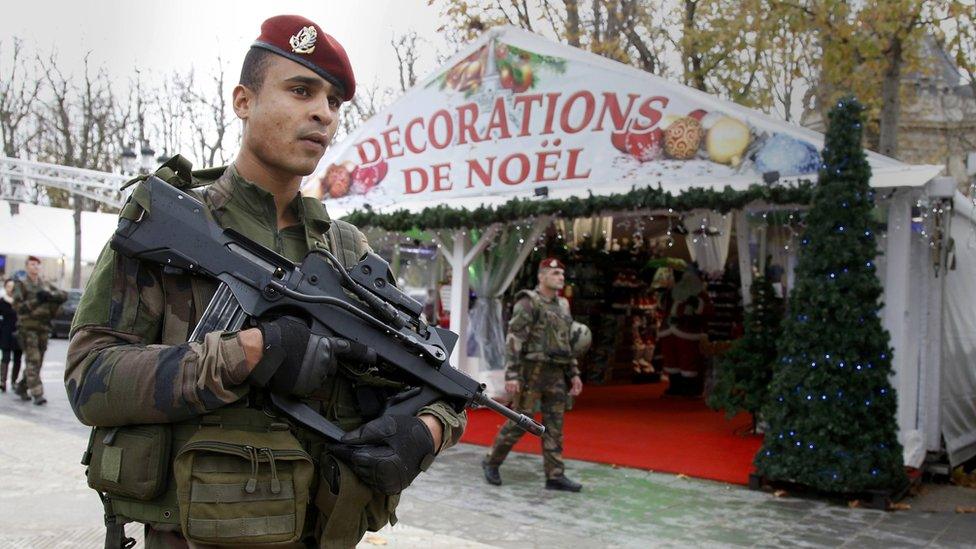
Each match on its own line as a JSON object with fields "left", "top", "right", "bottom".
{"left": 67, "top": 15, "right": 466, "bottom": 548}
{"left": 482, "top": 257, "right": 585, "bottom": 492}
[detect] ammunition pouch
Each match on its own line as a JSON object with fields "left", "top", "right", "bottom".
{"left": 174, "top": 418, "right": 313, "bottom": 545}
{"left": 86, "top": 424, "right": 171, "bottom": 500}
{"left": 83, "top": 408, "right": 317, "bottom": 545}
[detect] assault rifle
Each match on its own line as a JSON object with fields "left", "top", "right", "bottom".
{"left": 111, "top": 176, "right": 544, "bottom": 440}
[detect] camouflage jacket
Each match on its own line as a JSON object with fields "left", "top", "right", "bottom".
{"left": 13, "top": 276, "right": 67, "bottom": 332}
{"left": 504, "top": 288, "right": 579, "bottom": 382}
{"left": 65, "top": 164, "right": 465, "bottom": 451}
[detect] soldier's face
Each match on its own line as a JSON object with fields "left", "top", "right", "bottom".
{"left": 25, "top": 260, "right": 40, "bottom": 277}
{"left": 234, "top": 55, "right": 343, "bottom": 177}
{"left": 3, "top": 280, "right": 12, "bottom": 294}
{"left": 539, "top": 268, "right": 565, "bottom": 291}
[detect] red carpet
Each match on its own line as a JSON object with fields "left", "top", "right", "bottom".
{"left": 462, "top": 382, "right": 762, "bottom": 485}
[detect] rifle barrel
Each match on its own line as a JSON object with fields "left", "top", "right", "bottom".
{"left": 472, "top": 393, "right": 546, "bottom": 436}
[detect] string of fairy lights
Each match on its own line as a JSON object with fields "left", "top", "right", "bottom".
{"left": 363, "top": 193, "right": 951, "bottom": 281}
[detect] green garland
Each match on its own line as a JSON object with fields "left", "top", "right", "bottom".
{"left": 342, "top": 181, "right": 816, "bottom": 231}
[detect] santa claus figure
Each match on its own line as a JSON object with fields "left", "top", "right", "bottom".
{"left": 658, "top": 266, "right": 712, "bottom": 396}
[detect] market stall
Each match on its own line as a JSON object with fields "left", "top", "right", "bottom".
{"left": 305, "top": 26, "right": 952, "bottom": 478}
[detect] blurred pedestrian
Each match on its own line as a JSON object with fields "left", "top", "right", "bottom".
{"left": 12, "top": 256, "right": 66, "bottom": 405}
{"left": 0, "top": 278, "right": 23, "bottom": 393}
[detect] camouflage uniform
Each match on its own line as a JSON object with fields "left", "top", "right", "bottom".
{"left": 13, "top": 275, "right": 67, "bottom": 398}
{"left": 485, "top": 288, "right": 578, "bottom": 479}
{"left": 66, "top": 164, "right": 466, "bottom": 546}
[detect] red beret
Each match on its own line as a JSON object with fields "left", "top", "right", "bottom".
{"left": 252, "top": 15, "right": 356, "bottom": 101}
{"left": 539, "top": 257, "right": 566, "bottom": 271}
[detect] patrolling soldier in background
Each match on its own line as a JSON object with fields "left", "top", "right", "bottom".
{"left": 13, "top": 255, "right": 67, "bottom": 405}
{"left": 482, "top": 258, "right": 585, "bottom": 492}
{"left": 67, "top": 15, "right": 465, "bottom": 548}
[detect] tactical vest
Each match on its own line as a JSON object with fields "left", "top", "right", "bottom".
{"left": 513, "top": 289, "right": 574, "bottom": 365}
{"left": 85, "top": 156, "right": 385, "bottom": 547}
{"left": 13, "top": 278, "right": 63, "bottom": 331}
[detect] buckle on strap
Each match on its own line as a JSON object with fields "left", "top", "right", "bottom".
{"left": 98, "top": 491, "right": 136, "bottom": 549}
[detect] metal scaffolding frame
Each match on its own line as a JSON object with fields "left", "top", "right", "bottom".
{"left": 0, "top": 156, "right": 128, "bottom": 209}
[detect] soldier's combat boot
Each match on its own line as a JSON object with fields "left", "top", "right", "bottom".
{"left": 545, "top": 476, "right": 582, "bottom": 492}
{"left": 482, "top": 459, "right": 502, "bottom": 486}
{"left": 33, "top": 395, "right": 47, "bottom": 406}
{"left": 14, "top": 382, "right": 30, "bottom": 401}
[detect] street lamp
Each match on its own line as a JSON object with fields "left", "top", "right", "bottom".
{"left": 121, "top": 145, "right": 138, "bottom": 175}
{"left": 139, "top": 141, "right": 156, "bottom": 173}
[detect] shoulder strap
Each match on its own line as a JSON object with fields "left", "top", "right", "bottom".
{"left": 120, "top": 155, "right": 226, "bottom": 191}
{"left": 326, "top": 219, "right": 368, "bottom": 269}
{"left": 513, "top": 289, "right": 543, "bottom": 325}
{"left": 119, "top": 156, "right": 228, "bottom": 222}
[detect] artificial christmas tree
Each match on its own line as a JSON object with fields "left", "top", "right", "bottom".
{"left": 708, "top": 275, "right": 783, "bottom": 423}
{"left": 754, "top": 98, "right": 907, "bottom": 494}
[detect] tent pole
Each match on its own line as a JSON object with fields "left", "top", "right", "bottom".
{"left": 433, "top": 225, "right": 500, "bottom": 375}
{"left": 883, "top": 189, "right": 916, "bottom": 440}
{"left": 448, "top": 235, "right": 471, "bottom": 373}
{"left": 735, "top": 210, "right": 753, "bottom": 306}
{"left": 921, "top": 204, "right": 949, "bottom": 452}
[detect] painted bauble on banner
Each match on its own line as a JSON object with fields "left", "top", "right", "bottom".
{"left": 611, "top": 124, "right": 664, "bottom": 163}
{"left": 351, "top": 159, "right": 389, "bottom": 194}
{"left": 706, "top": 116, "right": 751, "bottom": 167}
{"left": 664, "top": 117, "right": 704, "bottom": 160}
{"left": 754, "top": 133, "right": 821, "bottom": 177}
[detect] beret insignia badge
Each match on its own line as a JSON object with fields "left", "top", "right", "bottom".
{"left": 289, "top": 26, "right": 317, "bottom": 54}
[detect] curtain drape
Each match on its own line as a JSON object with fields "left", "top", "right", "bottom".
{"left": 683, "top": 209, "right": 733, "bottom": 275}
{"left": 468, "top": 217, "right": 552, "bottom": 370}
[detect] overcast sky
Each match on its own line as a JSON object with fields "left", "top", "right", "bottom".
{"left": 1, "top": 0, "right": 452, "bottom": 93}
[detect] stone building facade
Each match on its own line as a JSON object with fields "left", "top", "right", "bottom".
{"left": 803, "top": 37, "right": 976, "bottom": 188}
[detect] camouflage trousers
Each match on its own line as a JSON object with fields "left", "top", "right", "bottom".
{"left": 486, "top": 362, "right": 568, "bottom": 479}
{"left": 16, "top": 330, "right": 48, "bottom": 398}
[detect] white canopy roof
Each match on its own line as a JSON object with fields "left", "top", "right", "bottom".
{"left": 305, "top": 26, "right": 941, "bottom": 219}
{"left": 0, "top": 201, "right": 117, "bottom": 263}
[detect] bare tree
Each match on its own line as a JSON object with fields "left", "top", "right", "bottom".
{"left": 0, "top": 38, "right": 43, "bottom": 209}
{"left": 0, "top": 38, "right": 41, "bottom": 158}
{"left": 35, "top": 51, "right": 121, "bottom": 286}
{"left": 392, "top": 31, "right": 423, "bottom": 92}
{"left": 336, "top": 81, "right": 395, "bottom": 141}
{"left": 149, "top": 75, "right": 191, "bottom": 161}
{"left": 175, "top": 58, "right": 235, "bottom": 168}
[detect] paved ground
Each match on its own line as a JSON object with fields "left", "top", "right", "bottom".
{"left": 0, "top": 339, "right": 974, "bottom": 548}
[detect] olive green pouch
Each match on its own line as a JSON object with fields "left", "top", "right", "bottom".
{"left": 174, "top": 424, "right": 313, "bottom": 545}
{"left": 86, "top": 425, "right": 171, "bottom": 500}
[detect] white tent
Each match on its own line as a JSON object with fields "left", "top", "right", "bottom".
{"left": 307, "top": 26, "right": 959, "bottom": 467}
{"left": 941, "top": 191, "right": 976, "bottom": 466}
{"left": 0, "top": 201, "right": 118, "bottom": 284}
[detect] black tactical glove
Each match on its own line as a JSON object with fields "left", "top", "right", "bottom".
{"left": 250, "top": 315, "right": 374, "bottom": 397}
{"left": 36, "top": 290, "right": 51, "bottom": 303}
{"left": 331, "top": 415, "right": 436, "bottom": 495}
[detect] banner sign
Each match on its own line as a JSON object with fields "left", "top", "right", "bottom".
{"left": 305, "top": 27, "right": 924, "bottom": 217}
